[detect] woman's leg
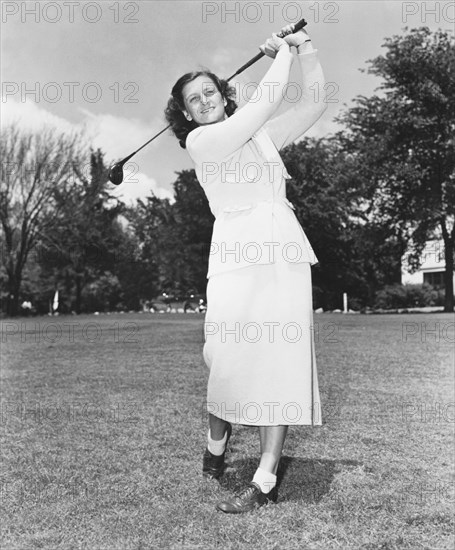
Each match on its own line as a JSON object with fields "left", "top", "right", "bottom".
{"left": 203, "top": 413, "right": 232, "bottom": 479}
{"left": 208, "top": 413, "right": 230, "bottom": 440}
{"left": 216, "top": 425, "right": 289, "bottom": 513}
{"left": 258, "top": 425, "right": 289, "bottom": 474}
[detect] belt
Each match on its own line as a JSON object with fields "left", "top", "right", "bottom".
{"left": 221, "top": 197, "right": 296, "bottom": 214}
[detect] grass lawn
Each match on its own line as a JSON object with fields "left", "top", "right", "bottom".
{"left": 1, "top": 312, "right": 454, "bottom": 549}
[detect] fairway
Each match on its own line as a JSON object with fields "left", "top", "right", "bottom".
{"left": 1, "top": 312, "right": 454, "bottom": 549}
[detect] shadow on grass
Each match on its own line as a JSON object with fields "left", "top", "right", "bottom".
{"left": 219, "top": 456, "right": 361, "bottom": 503}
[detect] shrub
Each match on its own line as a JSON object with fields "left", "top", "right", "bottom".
{"left": 373, "top": 283, "right": 441, "bottom": 309}
{"left": 82, "top": 272, "right": 122, "bottom": 312}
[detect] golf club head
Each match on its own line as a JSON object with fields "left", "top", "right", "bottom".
{"left": 109, "top": 163, "right": 124, "bottom": 185}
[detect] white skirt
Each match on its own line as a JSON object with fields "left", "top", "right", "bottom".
{"left": 203, "top": 261, "right": 322, "bottom": 426}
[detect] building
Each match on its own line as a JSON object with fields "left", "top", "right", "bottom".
{"left": 401, "top": 240, "right": 454, "bottom": 288}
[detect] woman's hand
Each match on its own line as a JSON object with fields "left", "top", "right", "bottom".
{"left": 259, "top": 32, "right": 290, "bottom": 59}
{"left": 283, "top": 27, "right": 311, "bottom": 48}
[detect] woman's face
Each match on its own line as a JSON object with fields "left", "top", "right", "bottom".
{"left": 182, "top": 76, "right": 227, "bottom": 126}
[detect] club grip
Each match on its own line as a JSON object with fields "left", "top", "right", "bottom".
{"left": 293, "top": 18, "right": 308, "bottom": 33}
{"left": 277, "top": 18, "right": 307, "bottom": 37}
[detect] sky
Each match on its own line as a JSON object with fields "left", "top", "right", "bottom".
{"left": 1, "top": 0, "right": 453, "bottom": 204}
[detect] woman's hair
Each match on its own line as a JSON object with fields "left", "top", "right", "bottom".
{"left": 164, "top": 70, "right": 238, "bottom": 149}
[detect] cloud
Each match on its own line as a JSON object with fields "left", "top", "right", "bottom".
{"left": 305, "top": 115, "right": 343, "bottom": 139}
{"left": 109, "top": 171, "right": 174, "bottom": 206}
{"left": 1, "top": 98, "right": 162, "bottom": 162}
{"left": 1, "top": 97, "right": 74, "bottom": 134}
{"left": 1, "top": 99, "right": 173, "bottom": 203}
{"left": 77, "top": 108, "right": 162, "bottom": 163}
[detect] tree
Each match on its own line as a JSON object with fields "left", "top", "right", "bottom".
{"left": 171, "top": 169, "right": 215, "bottom": 293}
{"left": 337, "top": 27, "right": 455, "bottom": 311}
{"left": 281, "top": 137, "right": 352, "bottom": 308}
{"left": 126, "top": 169, "right": 214, "bottom": 298}
{"left": 126, "top": 194, "right": 179, "bottom": 298}
{"left": 0, "top": 124, "right": 84, "bottom": 316}
{"left": 38, "top": 149, "right": 126, "bottom": 313}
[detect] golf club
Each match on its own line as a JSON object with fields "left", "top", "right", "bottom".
{"left": 108, "top": 18, "right": 307, "bottom": 185}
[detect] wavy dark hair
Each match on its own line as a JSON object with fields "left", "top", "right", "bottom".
{"left": 164, "top": 70, "right": 238, "bottom": 149}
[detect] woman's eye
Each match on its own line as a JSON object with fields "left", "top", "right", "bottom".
{"left": 190, "top": 96, "right": 199, "bottom": 103}
{"left": 206, "top": 89, "right": 215, "bottom": 95}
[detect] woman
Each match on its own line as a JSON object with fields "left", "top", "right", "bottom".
{"left": 165, "top": 24, "right": 326, "bottom": 513}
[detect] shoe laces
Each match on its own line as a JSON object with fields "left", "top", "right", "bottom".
{"left": 236, "top": 483, "right": 260, "bottom": 500}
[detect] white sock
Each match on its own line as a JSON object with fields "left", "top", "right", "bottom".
{"left": 207, "top": 428, "right": 228, "bottom": 456}
{"left": 252, "top": 467, "right": 277, "bottom": 494}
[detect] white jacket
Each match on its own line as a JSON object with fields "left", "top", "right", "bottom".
{"left": 186, "top": 48, "right": 327, "bottom": 279}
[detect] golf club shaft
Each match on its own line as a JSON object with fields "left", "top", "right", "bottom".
{"left": 111, "top": 18, "right": 307, "bottom": 179}
{"left": 126, "top": 124, "right": 170, "bottom": 161}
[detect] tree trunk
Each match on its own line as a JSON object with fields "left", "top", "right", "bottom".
{"left": 441, "top": 225, "right": 454, "bottom": 313}
{"left": 75, "top": 275, "right": 82, "bottom": 314}
{"left": 6, "top": 273, "right": 21, "bottom": 316}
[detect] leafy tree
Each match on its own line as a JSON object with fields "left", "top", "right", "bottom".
{"left": 281, "top": 137, "right": 353, "bottom": 309}
{"left": 127, "top": 169, "right": 213, "bottom": 299}
{"left": 337, "top": 27, "right": 455, "bottom": 311}
{"left": 126, "top": 195, "right": 178, "bottom": 298}
{"left": 109, "top": 226, "right": 151, "bottom": 311}
{"left": 171, "top": 169, "right": 215, "bottom": 293}
{"left": 38, "top": 149, "right": 126, "bottom": 313}
{"left": 346, "top": 222, "right": 406, "bottom": 307}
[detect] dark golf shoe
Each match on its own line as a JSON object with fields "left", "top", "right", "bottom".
{"left": 202, "top": 423, "right": 232, "bottom": 480}
{"left": 216, "top": 482, "right": 275, "bottom": 513}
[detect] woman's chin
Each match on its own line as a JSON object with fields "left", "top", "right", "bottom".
{"left": 198, "top": 110, "right": 225, "bottom": 125}
{"left": 200, "top": 117, "right": 224, "bottom": 126}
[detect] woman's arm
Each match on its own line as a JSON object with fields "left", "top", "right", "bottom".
{"left": 264, "top": 40, "right": 328, "bottom": 151}
{"left": 186, "top": 36, "right": 294, "bottom": 163}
